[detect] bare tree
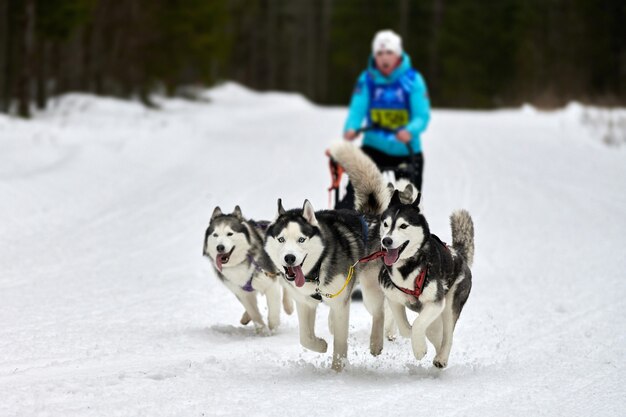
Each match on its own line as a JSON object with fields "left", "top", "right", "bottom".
{"left": 17, "top": 0, "right": 36, "bottom": 118}
{"left": 0, "top": 0, "right": 9, "bottom": 112}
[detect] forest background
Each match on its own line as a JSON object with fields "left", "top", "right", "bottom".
{"left": 0, "top": 0, "right": 624, "bottom": 118}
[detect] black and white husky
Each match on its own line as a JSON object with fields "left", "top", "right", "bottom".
{"left": 264, "top": 144, "right": 394, "bottom": 371}
{"left": 379, "top": 191, "right": 474, "bottom": 368}
{"left": 328, "top": 142, "right": 474, "bottom": 368}
{"left": 203, "top": 206, "right": 293, "bottom": 332}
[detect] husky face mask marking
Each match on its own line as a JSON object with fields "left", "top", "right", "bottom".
{"left": 204, "top": 206, "right": 252, "bottom": 272}
{"left": 380, "top": 191, "right": 428, "bottom": 266}
{"left": 265, "top": 200, "right": 323, "bottom": 288}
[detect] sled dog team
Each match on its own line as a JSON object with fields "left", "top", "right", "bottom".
{"left": 203, "top": 142, "right": 474, "bottom": 371}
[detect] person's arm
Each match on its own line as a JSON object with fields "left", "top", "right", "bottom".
{"left": 344, "top": 72, "right": 370, "bottom": 138}
{"left": 404, "top": 72, "right": 431, "bottom": 138}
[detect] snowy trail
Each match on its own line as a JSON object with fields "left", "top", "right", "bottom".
{"left": 0, "top": 84, "right": 625, "bottom": 416}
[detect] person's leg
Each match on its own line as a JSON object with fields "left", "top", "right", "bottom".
{"left": 362, "top": 146, "right": 405, "bottom": 170}
{"left": 335, "top": 181, "right": 355, "bottom": 210}
{"left": 395, "top": 152, "right": 424, "bottom": 192}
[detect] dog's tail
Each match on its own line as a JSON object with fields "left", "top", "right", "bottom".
{"left": 328, "top": 142, "right": 389, "bottom": 215}
{"left": 450, "top": 210, "right": 474, "bottom": 267}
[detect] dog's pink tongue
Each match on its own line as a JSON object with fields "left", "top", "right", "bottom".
{"left": 293, "top": 266, "right": 306, "bottom": 287}
{"left": 216, "top": 255, "right": 224, "bottom": 272}
{"left": 383, "top": 248, "right": 400, "bottom": 266}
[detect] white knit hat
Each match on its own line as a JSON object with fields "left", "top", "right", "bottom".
{"left": 372, "top": 30, "right": 403, "bottom": 55}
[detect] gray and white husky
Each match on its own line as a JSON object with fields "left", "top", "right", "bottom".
{"left": 379, "top": 191, "right": 474, "bottom": 368}
{"left": 203, "top": 206, "right": 293, "bottom": 332}
{"left": 264, "top": 144, "right": 394, "bottom": 371}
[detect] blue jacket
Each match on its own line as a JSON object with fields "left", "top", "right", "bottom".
{"left": 344, "top": 53, "right": 431, "bottom": 156}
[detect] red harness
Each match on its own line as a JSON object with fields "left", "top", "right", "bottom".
{"left": 355, "top": 250, "right": 429, "bottom": 298}
{"left": 327, "top": 156, "right": 345, "bottom": 208}
{"left": 392, "top": 266, "right": 428, "bottom": 298}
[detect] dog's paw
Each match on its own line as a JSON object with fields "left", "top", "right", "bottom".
{"left": 302, "top": 337, "right": 328, "bottom": 353}
{"left": 254, "top": 323, "right": 269, "bottom": 335}
{"left": 433, "top": 356, "right": 448, "bottom": 369}
{"left": 386, "top": 334, "right": 397, "bottom": 342}
{"left": 332, "top": 356, "right": 347, "bottom": 372}
{"left": 370, "top": 341, "right": 383, "bottom": 356}
{"left": 240, "top": 311, "right": 251, "bottom": 325}
{"left": 268, "top": 318, "right": 280, "bottom": 331}
{"left": 411, "top": 341, "right": 427, "bottom": 361}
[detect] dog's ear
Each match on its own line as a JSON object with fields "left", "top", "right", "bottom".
{"left": 387, "top": 182, "right": 395, "bottom": 195}
{"left": 211, "top": 206, "right": 223, "bottom": 220}
{"left": 400, "top": 183, "right": 415, "bottom": 204}
{"left": 232, "top": 205, "right": 243, "bottom": 220}
{"left": 302, "top": 199, "right": 319, "bottom": 227}
{"left": 389, "top": 189, "right": 402, "bottom": 207}
{"left": 277, "top": 198, "right": 286, "bottom": 216}
{"left": 411, "top": 192, "right": 422, "bottom": 211}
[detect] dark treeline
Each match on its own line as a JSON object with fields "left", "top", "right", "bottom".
{"left": 0, "top": 0, "right": 624, "bottom": 118}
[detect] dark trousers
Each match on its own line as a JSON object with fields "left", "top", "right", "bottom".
{"left": 335, "top": 146, "right": 424, "bottom": 210}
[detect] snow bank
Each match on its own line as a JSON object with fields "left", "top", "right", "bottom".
{"left": 0, "top": 85, "right": 624, "bottom": 416}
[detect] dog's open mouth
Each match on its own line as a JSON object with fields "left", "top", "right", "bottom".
{"left": 216, "top": 246, "right": 235, "bottom": 272}
{"left": 383, "top": 241, "right": 409, "bottom": 266}
{"left": 284, "top": 257, "right": 307, "bottom": 288}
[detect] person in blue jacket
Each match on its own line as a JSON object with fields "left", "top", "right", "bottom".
{"left": 338, "top": 30, "right": 431, "bottom": 209}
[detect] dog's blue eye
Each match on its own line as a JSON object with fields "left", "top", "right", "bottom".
{"left": 399, "top": 224, "right": 408, "bottom": 229}
{"left": 227, "top": 232, "right": 233, "bottom": 236}
{"left": 298, "top": 237, "right": 306, "bottom": 243}
{"left": 278, "top": 237, "right": 285, "bottom": 243}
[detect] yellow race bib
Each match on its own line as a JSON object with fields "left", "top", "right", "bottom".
{"left": 370, "top": 109, "right": 409, "bottom": 130}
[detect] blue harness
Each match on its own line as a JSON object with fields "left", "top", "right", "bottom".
{"left": 360, "top": 215, "right": 369, "bottom": 247}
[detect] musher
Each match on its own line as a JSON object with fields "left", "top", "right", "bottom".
{"left": 337, "top": 29, "right": 431, "bottom": 209}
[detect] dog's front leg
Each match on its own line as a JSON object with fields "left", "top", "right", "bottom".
{"left": 330, "top": 301, "right": 350, "bottom": 371}
{"left": 433, "top": 298, "right": 456, "bottom": 368}
{"left": 388, "top": 299, "right": 412, "bottom": 338}
{"left": 360, "top": 274, "right": 385, "bottom": 356}
{"left": 264, "top": 283, "right": 281, "bottom": 331}
{"left": 281, "top": 287, "right": 294, "bottom": 315}
{"left": 238, "top": 293, "right": 266, "bottom": 331}
{"left": 296, "top": 302, "right": 327, "bottom": 353}
{"left": 411, "top": 300, "right": 445, "bottom": 361}
{"left": 384, "top": 301, "right": 398, "bottom": 341}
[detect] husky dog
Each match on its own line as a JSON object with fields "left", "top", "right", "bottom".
{"left": 264, "top": 144, "right": 394, "bottom": 371}
{"left": 379, "top": 191, "right": 474, "bottom": 368}
{"left": 203, "top": 206, "right": 293, "bottom": 332}
{"left": 330, "top": 143, "right": 417, "bottom": 342}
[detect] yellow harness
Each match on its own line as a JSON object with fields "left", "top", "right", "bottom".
{"left": 314, "top": 251, "right": 386, "bottom": 299}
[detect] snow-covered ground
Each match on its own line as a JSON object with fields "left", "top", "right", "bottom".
{"left": 1, "top": 84, "right": 625, "bottom": 416}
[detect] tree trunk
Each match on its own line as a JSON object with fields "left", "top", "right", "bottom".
{"left": 35, "top": 39, "right": 46, "bottom": 110}
{"left": 318, "top": 0, "right": 333, "bottom": 103}
{"left": 399, "top": 0, "right": 409, "bottom": 41}
{"left": 429, "top": 0, "right": 444, "bottom": 96}
{"left": 82, "top": 20, "right": 93, "bottom": 92}
{"left": 305, "top": 0, "right": 316, "bottom": 100}
{"left": 265, "top": 0, "right": 277, "bottom": 90}
{"left": 0, "top": 0, "right": 9, "bottom": 112}
{"left": 17, "top": 0, "right": 36, "bottom": 118}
